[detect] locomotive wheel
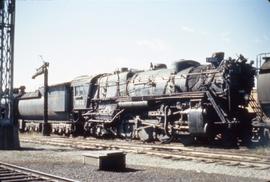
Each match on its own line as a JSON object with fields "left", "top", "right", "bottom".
{"left": 238, "top": 110, "right": 253, "bottom": 146}
{"left": 222, "top": 129, "right": 238, "bottom": 148}
{"left": 179, "top": 135, "right": 195, "bottom": 146}
{"left": 249, "top": 127, "right": 269, "bottom": 148}
{"left": 257, "top": 128, "right": 270, "bottom": 146}
{"left": 263, "top": 128, "right": 270, "bottom": 145}
{"left": 239, "top": 127, "right": 252, "bottom": 147}
{"left": 157, "top": 134, "right": 173, "bottom": 144}
{"left": 70, "top": 123, "right": 81, "bottom": 137}
{"left": 156, "top": 129, "right": 174, "bottom": 144}
{"left": 118, "top": 118, "right": 134, "bottom": 139}
{"left": 71, "top": 124, "right": 79, "bottom": 137}
{"left": 138, "top": 127, "right": 154, "bottom": 142}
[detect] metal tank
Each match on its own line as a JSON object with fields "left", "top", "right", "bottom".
{"left": 258, "top": 57, "right": 270, "bottom": 118}
{"left": 18, "top": 82, "right": 71, "bottom": 121}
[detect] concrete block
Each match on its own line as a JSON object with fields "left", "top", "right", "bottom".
{"left": 83, "top": 150, "right": 126, "bottom": 171}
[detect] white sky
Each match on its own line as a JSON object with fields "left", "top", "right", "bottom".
{"left": 14, "top": 0, "right": 270, "bottom": 90}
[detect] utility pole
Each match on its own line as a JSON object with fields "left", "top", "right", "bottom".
{"left": 32, "top": 61, "right": 50, "bottom": 136}
{"left": 0, "top": 0, "right": 19, "bottom": 149}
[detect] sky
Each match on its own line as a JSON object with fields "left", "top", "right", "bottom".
{"left": 14, "top": 0, "right": 270, "bottom": 90}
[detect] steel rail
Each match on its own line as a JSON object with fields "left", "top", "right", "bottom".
{"left": 20, "top": 135, "right": 270, "bottom": 170}
{"left": 20, "top": 135, "right": 267, "bottom": 159}
{"left": 0, "top": 162, "right": 79, "bottom": 182}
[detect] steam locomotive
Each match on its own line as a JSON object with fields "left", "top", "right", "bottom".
{"left": 16, "top": 52, "right": 267, "bottom": 146}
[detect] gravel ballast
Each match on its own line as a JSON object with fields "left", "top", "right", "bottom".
{"left": 0, "top": 142, "right": 269, "bottom": 182}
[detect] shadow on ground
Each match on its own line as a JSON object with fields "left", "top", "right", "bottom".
{"left": 97, "top": 167, "right": 143, "bottom": 173}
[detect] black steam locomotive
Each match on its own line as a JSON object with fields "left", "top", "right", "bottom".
{"left": 16, "top": 52, "right": 262, "bottom": 146}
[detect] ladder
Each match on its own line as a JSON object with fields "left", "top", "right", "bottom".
{"left": 248, "top": 90, "right": 263, "bottom": 118}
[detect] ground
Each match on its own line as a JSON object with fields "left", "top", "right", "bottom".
{"left": 0, "top": 142, "right": 269, "bottom": 182}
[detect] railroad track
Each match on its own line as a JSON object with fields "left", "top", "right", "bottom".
{"left": 0, "top": 162, "right": 79, "bottom": 182}
{"left": 20, "top": 134, "right": 270, "bottom": 171}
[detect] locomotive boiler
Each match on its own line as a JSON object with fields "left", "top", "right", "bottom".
{"left": 17, "top": 52, "right": 257, "bottom": 146}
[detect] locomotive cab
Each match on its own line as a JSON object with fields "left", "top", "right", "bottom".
{"left": 71, "top": 75, "right": 92, "bottom": 110}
